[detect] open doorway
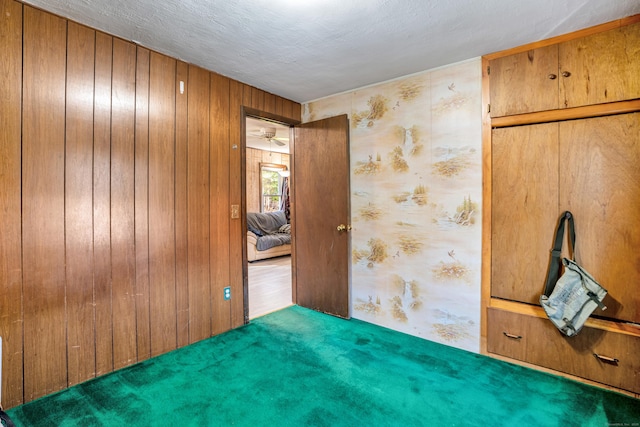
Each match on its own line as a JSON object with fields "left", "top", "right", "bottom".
{"left": 245, "top": 115, "right": 293, "bottom": 319}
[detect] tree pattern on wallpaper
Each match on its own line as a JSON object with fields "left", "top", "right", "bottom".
{"left": 303, "top": 59, "right": 482, "bottom": 352}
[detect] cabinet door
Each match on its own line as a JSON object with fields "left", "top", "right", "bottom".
{"left": 560, "top": 23, "right": 640, "bottom": 109}
{"left": 560, "top": 113, "right": 640, "bottom": 324}
{"left": 489, "top": 45, "right": 559, "bottom": 117}
{"left": 491, "top": 123, "right": 559, "bottom": 303}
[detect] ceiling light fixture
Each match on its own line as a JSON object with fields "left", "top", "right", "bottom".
{"left": 261, "top": 127, "right": 276, "bottom": 139}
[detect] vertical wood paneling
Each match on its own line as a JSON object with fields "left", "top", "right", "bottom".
{"left": 175, "top": 61, "right": 190, "bottom": 348}
{"left": 148, "top": 52, "right": 178, "bottom": 356}
{"left": 291, "top": 102, "right": 302, "bottom": 121}
{"left": 274, "top": 96, "right": 284, "bottom": 116}
{"left": 251, "top": 87, "right": 264, "bottom": 110}
{"left": 188, "top": 65, "right": 212, "bottom": 343}
{"left": 263, "top": 92, "right": 276, "bottom": 114}
{"left": 2, "top": 4, "right": 304, "bottom": 406}
{"left": 65, "top": 21, "right": 96, "bottom": 386}
{"left": 0, "top": 0, "right": 23, "bottom": 408}
{"left": 111, "top": 38, "right": 138, "bottom": 369}
{"left": 93, "top": 32, "right": 114, "bottom": 375}
{"left": 242, "top": 83, "right": 252, "bottom": 108}
{"left": 282, "top": 99, "right": 294, "bottom": 120}
{"left": 211, "top": 73, "right": 232, "bottom": 335}
{"left": 229, "top": 82, "right": 247, "bottom": 328}
{"left": 22, "top": 6, "right": 68, "bottom": 400}
{"left": 134, "top": 46, "right": 151, "bottom": 362}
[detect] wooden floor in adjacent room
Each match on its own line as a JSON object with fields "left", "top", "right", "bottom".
{"left": 248, "top": 255, "right": 293, "bottom": 319}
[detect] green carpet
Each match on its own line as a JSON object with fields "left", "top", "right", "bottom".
{"left": 7, "top": 306, "right": 640, "bottom": 426}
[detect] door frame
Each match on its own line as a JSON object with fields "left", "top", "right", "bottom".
{"left": 241, "top": 107, "right": 300, "bottom": 324}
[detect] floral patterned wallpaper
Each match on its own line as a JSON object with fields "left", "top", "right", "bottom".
{"left": 302, "top": 58, "right": 482, "bottom": 352}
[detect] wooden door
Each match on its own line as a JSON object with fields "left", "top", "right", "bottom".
{"left": 489, "top": 45, "right": 559, "bottom": 117}
{"left": 559, "top": 113, "right": 640, "bottom": 324}
{"left": 560, "top": 22, "right": 640, "bottom": 109}
{"left": 291, "top": 115, "right": 350, "bottom": 318}
{"left": 491, "top": 123, "right": 559, "bottom": 304}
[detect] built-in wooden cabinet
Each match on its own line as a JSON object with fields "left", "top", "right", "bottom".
{"left": 485, "top": 16, "right": 640, "bottom": 395}
{"left": 491, "top": 114, "right": 640, "bottom": 323}
{"left": 488, "top": 308, "right": 640, "bottom": 394}
{"left": 490, "top": 21, "right": 640, "bottom": 117}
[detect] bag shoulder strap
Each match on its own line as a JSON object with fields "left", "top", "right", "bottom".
{"left": 543, "top": 211, "right": 576, "bottom": 296}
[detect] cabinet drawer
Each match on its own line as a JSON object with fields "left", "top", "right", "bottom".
{"left": 488, "top": 307, "right": 640, "bottom": 393}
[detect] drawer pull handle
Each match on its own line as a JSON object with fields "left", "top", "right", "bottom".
{"left": 547, "top": 74, "right": 557, "bottom": 80}
{"left": 503, "top": 332, "right": 522, "bottom": 340}
{"left": 593, "top": 353, "right": 619, "bottom": 364}
{"left": 561, "top": 71, "right": 571, "bottom": 77}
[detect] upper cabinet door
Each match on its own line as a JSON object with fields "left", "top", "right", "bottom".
{"left": 489, "top": 45, "right": 559, "bottom": 117}
{"left": 560, "top": 23, "right": 640, "bottom": 109}
{"left": 490, "top": 22, "right": 640, "bottom": 118}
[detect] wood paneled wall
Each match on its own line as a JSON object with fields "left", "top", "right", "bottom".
{"left": 246, "top": 148, "right": 291, "bottom": 213}
{"left": 0, "top": 0, "right": 301, "bottom": 408}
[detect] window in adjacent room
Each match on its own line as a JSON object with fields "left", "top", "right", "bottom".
{"left": 260, "top": 163, "right": 287, "bottom": 213}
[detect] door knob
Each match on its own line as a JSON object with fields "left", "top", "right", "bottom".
{"left": 337, "top": 224, "right": 352, "bottom": 232}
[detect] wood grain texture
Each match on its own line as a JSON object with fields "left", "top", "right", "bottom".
{"left": 559, "top": 113, "right": 640, "bottom": 324}
{"left": 188, "top": 65, "right": 212, "bottom": 343}
{"left": 480, "top": 56, "right": 492, "bottom": 348}
{"left": 22, "top": 6, "right": 68, "bottom": 400}
{"left": 210, "top": 73, "right": 232, "bottom": 335}
{"left": 488, "top": 308, "right": 640, "bottom": 394}
{"left": 0, "top": 4, "right": 304, "bottom": 407}
{"left": 0, "top": 0, "right": 24, "bottom": 408}
{"left": 486, "top": 308, "right": 527, "bottom": 361}
{"left": 263, "top": 92, "right": 276, "bottom": 114}
{"left": 93, "top": 31, "right": 114, "bottom": 376}
{"left": 242, "top": 83, "right": 252, "bottom": 109}
{"left": 134, "top": 46, "right": 151, "bottom": 362}
{"left": 251, "top": 87, "right": 264, "bottom": 110}
{"left": 229, "top": 82, "right": 247, "bottom": 328}
{"left": 490, "top": 99, "right": 640, "bottom": 127}
{"left": 489, "top": 45, "right": 559, "bottom": 117}
{"left": 490, "top": 298, "right": 640, "bottom": 336}
{"left": 273, "top": 96, "right": 284, "bottom": 117}
{"left": 175, "top": 61, "right": 190, "bottom": 348}
{"left": 148, "top": 52, "right": 177, "bottom": 357}
{"left": 65, "top": 21, "right": 96, "bottom": 386}
{"left": 292, "top": 115, "right": 350, "bottom": 318}
{"left": 282, "top": 99, "right": 294, "bottom": 120}
{"left": 491, "top": 123, "right": 559, "bottom": 304}
{"left": 111, "top": 38, "right": 138, "bottom": 369}
{"left": 291, "top": 102, "right": 302, "bottom": 121}
{"left": 560, "top": 22, "right": 640, "bottom": 109}
{"left": 485, "top": 16, "right": 640, "bottom": 398}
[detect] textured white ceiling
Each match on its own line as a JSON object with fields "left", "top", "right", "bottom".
{"left": 22, "top": 0, "right": 640, "bottom": 103}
